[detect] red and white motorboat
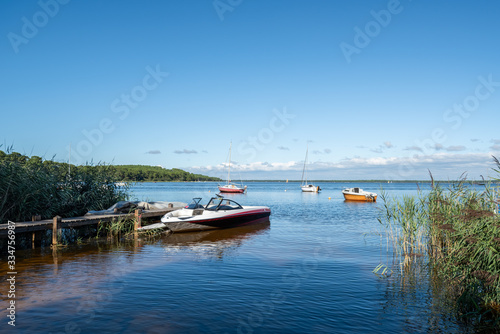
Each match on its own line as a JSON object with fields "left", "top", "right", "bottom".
{"left": 139, "top": 196, "right": 270, "bottom": 233}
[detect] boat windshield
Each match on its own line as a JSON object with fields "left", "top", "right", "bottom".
{"left": 186, "top": 198, "right": 204, "bottom": 209}
{"left": 205, "top": 197, "right": 243, "bottom": 211}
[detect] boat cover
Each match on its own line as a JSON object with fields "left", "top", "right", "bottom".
{"left": 85, "top": 201, "right": 187, "bottom": 216}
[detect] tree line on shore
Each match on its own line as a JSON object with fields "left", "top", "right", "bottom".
{"left": 0, "top": 151, "right": 220, "bottom": 182}
{"left": 112, "top": 165, "right": 220, "bottom": 182}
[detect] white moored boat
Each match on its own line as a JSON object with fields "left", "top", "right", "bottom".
{"left": 300, "top": 145, "right": 320, "bottom": 193}
{"left": 218, "top": 142, "right": 247, "bottom": 193}
{"left": 138, "top": 196, "right": 270, "bottom": 233}
{"left": 301, "top": 184, "right": 321, "bottom": 192}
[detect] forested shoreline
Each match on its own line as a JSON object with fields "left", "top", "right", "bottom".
{"left": 112, "top": 165, "right": 220, "bottom": 182}
{"left": 0, "top": 151, "right": 220, "bottom": 182}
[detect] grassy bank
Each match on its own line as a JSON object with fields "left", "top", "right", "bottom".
{"left": 378, "top": 166, "right": 500, "bottom": 325}
{"left": 0, "top": 150, "right": 128, "bottom": 224}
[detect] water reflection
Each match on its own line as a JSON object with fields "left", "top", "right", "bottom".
{"left": 377, "top": 256, "right": 467, "bottom": 333}
{"left": 157, "top": 220, "right": 271, "bottom": 259}
{"left": 0, "top": 220, "right": 270, "bottom": 323}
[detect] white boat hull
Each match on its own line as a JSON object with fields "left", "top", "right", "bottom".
{"left": 301, "top": 184, "right": 320, "bottom": 192}
{"left": 159, "top": 206, "right": 270, "bottom": 232}
{"left": 218, "top": 184, "right": 247, "bottom": 193}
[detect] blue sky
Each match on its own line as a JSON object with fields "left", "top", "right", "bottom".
{"left": 1, "top": 0, "right": 500, "bottom": 180}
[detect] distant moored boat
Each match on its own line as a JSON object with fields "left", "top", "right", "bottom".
{"left": 218, "top": 142, "right": 247, "bottom": 194}
{"left": 342, "top": 187, "right": 377, "bottom": 202}
{"left": 300, "top": 145, "right": 320, "bottom": 193}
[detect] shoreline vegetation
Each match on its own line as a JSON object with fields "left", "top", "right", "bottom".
{"left": 0, "top": 150, "right": 127, "bottom": 224}
{"left": 0, "top": 150, "right": 218, "bottom": 224}
{"left": 112, "top": 164, "right": 220, "bottom": 182}
{"left": 378, "top": 159, "right": 500, "bottom": 329}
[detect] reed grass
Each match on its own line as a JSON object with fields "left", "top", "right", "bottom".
{"left": 0, "top": 150, "right": 128, "bottom": 224}
{"left": 378, "top": 163, "right": 500, "bottom": 323}
{"left": 97, "top": 217, "right": 167, "bottom": 239}
{"left": 97, "top": 217, "right": 135, "bottom": 238}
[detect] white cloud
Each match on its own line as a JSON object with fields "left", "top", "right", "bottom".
{"left": 446, "top": 145, "right": 465, "bottom": 152}
{"left": 174, "top": 149, "right": 198, "bottom": 154}
{"left": 434, "top": 143, "right": 444, "bottom": 151}
{"left": 371, "top": 141, "right": 394, "bottom": 153}
{"left": 404, "top": 146, "right": 423, "bottom": 152}
{"left": 145, "top": 150, "right": 161, "bottom": 154}
{"left": 406, "top": 144, "right": 466, "bottom": 152}
{"left": 188, "top": 152, "right": 496, "bottom": 180}
{"left": 312, "top": 148, "right": 332, "bottom": 154}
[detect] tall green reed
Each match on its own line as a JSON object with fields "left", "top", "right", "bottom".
{"left": 0, "top": 151, "right": 128, "bottom": 223}
{"left": 378, "top": 167, "right": 500, "bottom": 319}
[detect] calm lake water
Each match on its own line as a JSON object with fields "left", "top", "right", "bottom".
{"left": 1, "top": 182, "right": 474, "bottom": 333}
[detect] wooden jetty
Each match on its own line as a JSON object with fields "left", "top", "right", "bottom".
{"left": 0, "top": 206, "right": 183, "bottom": 246}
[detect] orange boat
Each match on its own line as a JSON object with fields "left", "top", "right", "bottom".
{"left": 342, "top": 187, "right": 377, "bottom": 202}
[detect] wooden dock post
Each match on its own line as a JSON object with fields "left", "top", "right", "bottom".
{"left": 134, "top": 209, "right": 142, "bottom": 231}
{"left": 32, "top": 215, "right": 41, "bottom": 249}
{"left": 52, "top": 216, "right": 61, "bottom": 246}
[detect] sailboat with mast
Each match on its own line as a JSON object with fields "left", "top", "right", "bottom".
{"left": 218, "top": 142, "right": 247, "bottom": 194}
{"left": 301, "top": 145, "right": 320, "bottom": 193}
